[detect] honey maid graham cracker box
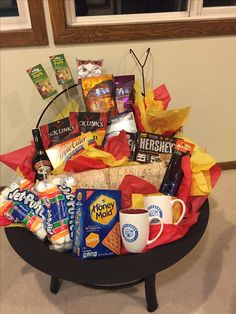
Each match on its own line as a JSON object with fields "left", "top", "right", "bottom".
{"left": 72, "top": 189, "right": 121, "bottom": 259}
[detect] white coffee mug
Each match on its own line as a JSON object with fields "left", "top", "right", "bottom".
{"left": 144, "top": 195, "right": 186, "bottom": 225}
{"left": 119, "top": 208, "right": 164, "bottom": 253}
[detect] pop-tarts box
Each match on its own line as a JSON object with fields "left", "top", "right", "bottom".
{"left": 72, "top": 189, "right": 121, "bottom": 259}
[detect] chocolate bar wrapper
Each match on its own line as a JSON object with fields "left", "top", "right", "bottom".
{"left": 135, "top": 132, "right": 177, "bottom": 166}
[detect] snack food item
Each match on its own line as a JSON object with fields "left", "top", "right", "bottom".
{"left": 50, "top": 54, "right": 74, "bottom": 85}
{"left": 73, "top": 189, "right": 121, "bottom": 259}
{"left": 114, "top": 75, "right": 135, "bottom": 113}
{"left": 35, "top": 181, "right": 71, "bottom": 251}
{"left": 77, "top": 59, "right": 103, "bottom": 83}
{"left": 46, "top": 132, "right": 95, "bottom": 169}
{"left": 3, "top": 179, "right": 47, "bottom": 240}
{"left": 70, "top": 112, "right": 108, "bottom": 146}
{"left": 40, "top": 116, "right": 80, "bottom": 149}
{"left": 104, "top": 112, "right": 138, "bottom": 160}
{"left": 81, "top": 74, "right": 117, "bottom": 116}
{"left": 135, "top": 133, "right": 177, "bottom": 165}
{"left": 27, "top": 64, "right": 57, "bottom": 99}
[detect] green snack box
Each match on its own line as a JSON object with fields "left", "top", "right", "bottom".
{"left": 50, "top": 54, "right": 74, "bottom": 85}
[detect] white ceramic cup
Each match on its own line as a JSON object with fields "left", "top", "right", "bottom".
{"left": 144, "top": 195, "right": 186, "bottom": 225}
{"left": 119, "top": 208, "right": 164, "bottom": 253}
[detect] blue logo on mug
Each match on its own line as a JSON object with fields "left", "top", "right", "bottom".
{"left": 122, "top": 224, "right": 138, "bottom": 242}
{"left": 148, "top": 205, "right": 162, "bottom": 223}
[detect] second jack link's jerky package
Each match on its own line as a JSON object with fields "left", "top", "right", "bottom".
{"left": 135, "top": 132, "right": 177, "bottom": 165}
{"left": 40, "top": 115, "right": 81, "bottom": 149}
{"left": 70, "top": 112, "right": 108, "bottom": 146}
{"left": 104, "top": 111, "right": 138, "bottom": 161}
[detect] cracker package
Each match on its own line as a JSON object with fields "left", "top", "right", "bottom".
{"left": 27, "top": 64, "right": 57, "bottom": 99}
{"left": 81, "top": 74, "right": 117, "bottom": 117}
{"left": 135, "top": 132, "right": 177, "bottom": 166}
{"left": 73, "top": 189, "right": 121, "bottom": 259}
{"left": 50, "top": 54, "right": 74, "bottom": 85}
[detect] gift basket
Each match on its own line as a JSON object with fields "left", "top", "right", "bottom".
{"left": 0, "top": 52, "right": 221, "bottom": 259}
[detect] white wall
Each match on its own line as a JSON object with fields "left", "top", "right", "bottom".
{"left": 1, "top": 0, "right": 236, "bottom": 186}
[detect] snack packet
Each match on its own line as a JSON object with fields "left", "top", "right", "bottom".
{"left": 114, "top": 75, "right": 135, "bottom": 114}
{"left": 81, "top": 74, "right": 117, "bottom": 116}
{"left": 46, "top": 132, "right": 95, "bottom": 169}
{"left": 77, "top": 59, "right": 103, "bottom": 84}
{"left": 49, "top": 175, "right": 77, "bottom": 243}
{"left": 35, "top": 181, "right": 71, "bottom": 251}
{"left": 40, "top": 115, "right": 81, "bottom": 149}
{"left": 104, "top": 112, "right": 137, "bottom": 161}
{"left": 3, "top": 178, "right": 47, "bottom": 240}
{"left": 50, "top": 54, "right": 74, "bottom": 85}
{"left": 27, "top": 64, "right": 57, "bottom": 99}
{"left": 135, "top": 133, "right": 177, "bottom": 165}
{"left": 70, "top": 112, "right": 108, "bottom": 146}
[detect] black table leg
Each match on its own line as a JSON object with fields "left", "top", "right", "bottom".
{"left": 50, "top": 276, "right": 61, "bottom": 294}
{"left": 144, "top": 274, "right": 158, "bottom": 312}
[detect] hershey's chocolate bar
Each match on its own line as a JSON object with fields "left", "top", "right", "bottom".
{"left": 135, "top": 132, "right": 176, "bottom": 165}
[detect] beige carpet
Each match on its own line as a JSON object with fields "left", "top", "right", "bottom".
{"left": 0, "top": 170, "right": 236, "bottom": 314}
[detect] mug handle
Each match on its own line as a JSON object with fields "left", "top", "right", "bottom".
{"left": 147, "top": 216, "right": 164, "bottom": 245}
{"left": 171, "top": 199, "right": 186, "bottom": 225}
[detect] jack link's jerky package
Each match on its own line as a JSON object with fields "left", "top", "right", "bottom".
{"left": 114, "top": 75, "right": 135, "bottom": 114}
{"left": 135, "top": 132, "right": 177, "bottom": 165}
{"left": 81, "top": 74, "right": 118, "bottom": 117}
{"left": 40, "top": 115, "right": 81, "bottom": 149}
{"left": 27, "top": 64, "right": 57, "bottom": 100}
{"left": 77, "top": 59, "right": 103, "bottom": 84}
{"left": 3, "top": 178, "right": 47, "bottom": 240}
{"left": 70, "top": 111, "right": 108, "bottom": 146}
{"left": 50, "top": 54, "right": 74, "bottom": 85}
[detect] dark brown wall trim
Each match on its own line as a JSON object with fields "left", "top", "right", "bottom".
{"left": 48, "top": 0, "right": 236, "bottom": 44}
{"left": 218, "top": 161, "right": 236, "bottom": 170}
{"left": 0, "top": 0, "right": 48, "bottom": 48}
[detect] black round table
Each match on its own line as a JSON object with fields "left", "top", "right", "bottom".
{"left": 4, "top": 199, "right": 209, "bottom": 312}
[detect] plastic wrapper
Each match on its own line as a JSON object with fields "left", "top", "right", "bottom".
{"left": 35, "top": 181, "right": 71, "bottom": 251}
{"left": 2, "top": 178, "right": 47, "bottom": 240}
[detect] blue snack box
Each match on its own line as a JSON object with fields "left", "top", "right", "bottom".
{"left": 72, "top": 189, "right": 121, "bottom": 259}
